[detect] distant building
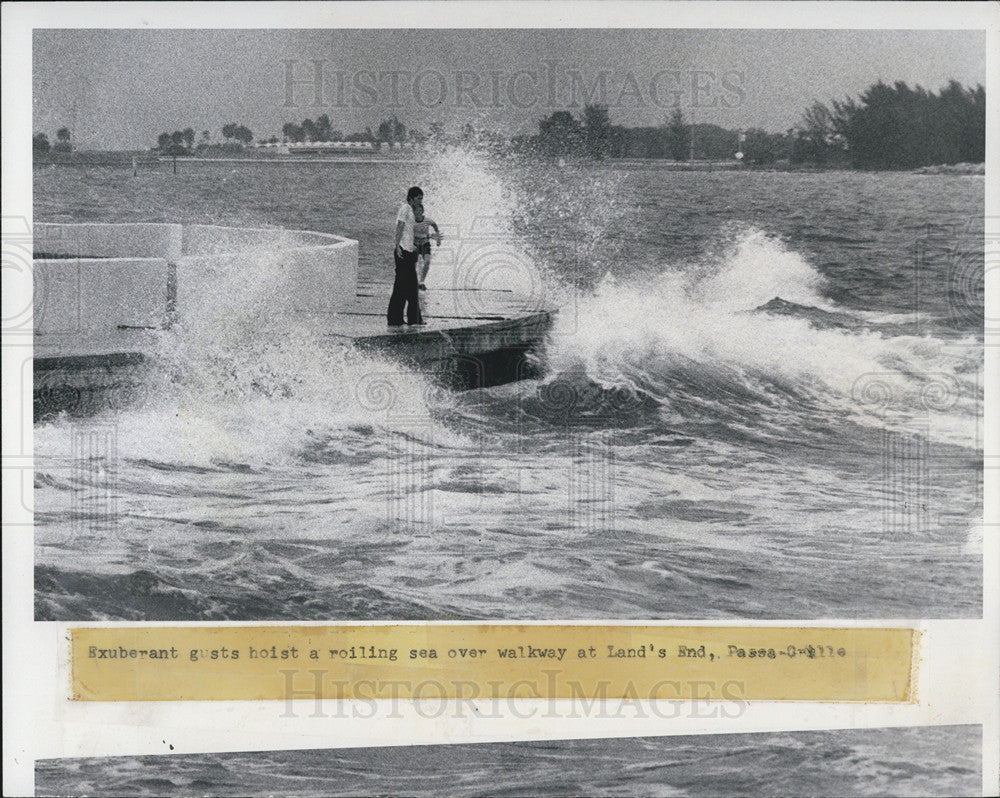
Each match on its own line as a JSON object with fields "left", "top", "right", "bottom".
{"left": 256, "top": 141, "right": 377, "bottom": 154}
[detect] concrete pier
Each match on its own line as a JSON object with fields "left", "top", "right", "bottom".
{"left": 32, "top": 224, "right": 554, "bottom": 420}
{"left": 338, "top": 281, "right": 553, "bottom": 388}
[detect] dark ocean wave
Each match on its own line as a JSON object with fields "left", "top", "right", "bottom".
{"left": 33, "top": 161, "right": 983, "bottom": 621}
{"left": 35, "top": 726, "right": 980, "bottom": 797}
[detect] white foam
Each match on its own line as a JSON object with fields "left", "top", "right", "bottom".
{"left": 545, "top": 226, "right": 981, "bottom": 448}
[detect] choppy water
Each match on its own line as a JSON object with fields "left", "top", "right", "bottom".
{"left": 33, "top": 152, "right": 984, "bottom": 619}
{"left": 35, "top": 725, "right": 981, "bottom": 797}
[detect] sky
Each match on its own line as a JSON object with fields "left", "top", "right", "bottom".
{"left": 32, "top": 28, "right": 986, "bottom": 150}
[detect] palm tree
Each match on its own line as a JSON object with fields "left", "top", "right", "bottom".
{"left": 54, "top": 127, "right": 72, "bottom": 153}
{"left": 667, "top": 108, "right": 689, "bottom": 161}
{"left": 234, "top": 125, "right": 253, "bottom": 145}
{"left": 583, "top": 104, "right": 610, "bottom": 159}
{"left": 316, "top": 114, "right": 332, "bottom": 142}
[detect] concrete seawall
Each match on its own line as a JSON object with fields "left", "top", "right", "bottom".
{"left": 33, "top": 224, "right": 554, "bottom": 420}
{"left": 34, "top": 256, "right": 169, "bottom": 332}
{"left": 34, "top": 223, "right": 358, "bottom": 336}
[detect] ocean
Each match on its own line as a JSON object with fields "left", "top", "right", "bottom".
{"left": 32, "top": 151, "right": 984, "bottom": 620}
{"left": 34, "top": 725, "right": 981, "bottom": 797}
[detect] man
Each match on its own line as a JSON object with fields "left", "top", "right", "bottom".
{"left": 386, "top": 186, "right": 424, "bottom": 326}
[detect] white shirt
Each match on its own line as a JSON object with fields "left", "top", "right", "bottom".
{"left": 396, "top": 202, "right": 415, "bottom": 252}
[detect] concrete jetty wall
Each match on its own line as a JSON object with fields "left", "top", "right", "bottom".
{"left": 33, "top": 223, "right": 554, "bottom": 420}
{"left": 33, "top": 223, "right": 358, "bottom": 335}
{"left": 34, "top": 257, "right": 170, "bottom": 332}
{"left": 34, "top": 222, "right": 184, "bottom": 260}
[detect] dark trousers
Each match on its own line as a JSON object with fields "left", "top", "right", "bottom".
{"left": 387, "top": 248, "right": 422, "bottom": 325}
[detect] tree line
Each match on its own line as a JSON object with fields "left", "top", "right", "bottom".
{"left": 279, "top": 114, "right": 420, "bottom": 146}
{"left": 736, "top": 80, "right": 983, "bottom": 167}
{"left": 799, "top": 79, "right": 985, "bottom": 168}
{"left": 151, "top": 115, "right": 414, "bottom": 150}
{"left": 154, "top": 124, "right": 254, "bottom": 155}
{"left": 512, "top": 106, "right": 699, "bottom": 160}
{"left": 509, "top": 79, "right": 984, "bottom": 168}
{"left": 279, "top": 113, "right": 373, "bottom": 144}
{"left": 32, "top": 127, "right": 72, "bottom": 154}
{"left": 33, "top": 79, "right": 984, "bottom": 169}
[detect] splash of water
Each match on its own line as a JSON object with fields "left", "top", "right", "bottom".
{"left": 34, "top": 151, "right": 981, "bottom": 462}
{"left": 36, "top": 237, "right": 463, "bottom": 468}
{"left": 411, "top": 145, "right": 525, "bottom": 294}
{"left": 416, "top": 142, "right": 624, "bottom": 303}
{"left": 543, "top": 226, "right": 980, "bottom": 448}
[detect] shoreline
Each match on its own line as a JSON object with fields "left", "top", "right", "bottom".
{"left": 32, "top": 152, "right": 985, "bottom": 175}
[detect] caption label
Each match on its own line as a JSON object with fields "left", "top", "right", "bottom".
{"left": 70, "top": 625, "right": 915, "bottom": 702}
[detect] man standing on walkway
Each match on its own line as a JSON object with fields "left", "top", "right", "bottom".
{"left": 387, "top": 186, "right": 424, "bottom": 326}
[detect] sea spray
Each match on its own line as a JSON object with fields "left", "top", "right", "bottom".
{"left": 35, "top": 239, "right": 460, "bottom": 469}
{"left": 411, "top": 144, "right": 524, "bottom": 294}
{"left": 33, "top": 154, "right": 984, "bottom": 621}
{"left": 540, "top": 226, "right": 980, "bottom": 449}
{"left": 417, "top": 142, "right": 628, "bottom": 304}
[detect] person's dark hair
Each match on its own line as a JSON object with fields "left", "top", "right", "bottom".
{"left": 406, "top": 186, "right": 423, "bottom": 201}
